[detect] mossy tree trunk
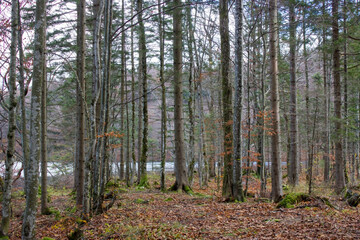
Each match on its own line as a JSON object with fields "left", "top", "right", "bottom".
{"left": 269, "top": 0, "right": 283, "bottom": 201}
{"left": 137, "top": 0, "right": 149, "bottom": 187}
{"left": 0, "top": 0, "right": 17, "bottom": 236}
{"left": 232, "top": 0, "right": 244, "bottom": 202}
{"left": 171, "top": 0, "right": 191, "bottom": 193}
{"left": 220, "top": 0, "right": 233, "bottom": 199}
{"left": 332, "top": 0, "right": 345, "bottom": 194}
{"left": 22, "top": 0, "right": 46, "bottom": 237}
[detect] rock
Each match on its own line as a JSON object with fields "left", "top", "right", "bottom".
{"left": 347, "top": 193, "right": 360, "bottom": 207}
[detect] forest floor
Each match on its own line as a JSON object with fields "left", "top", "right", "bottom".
{"left": 5, "top": 173, "right": 360, "bottom": 239}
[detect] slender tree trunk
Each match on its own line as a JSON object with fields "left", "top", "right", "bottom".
{"left": 83, "top": 0, "right": 104, "bottom": 215}
{"left": 288, "top": 0, "right": 298, "bottom": 186}
{"left": 0, "top": 0, "right": 17, "bottom": 236}
{"left": 120, "top": 0, "right": 126, "bottom": 181}
{"left": 130, "top": 0, "right": 136, "bottom": 186}
{"left": 22, "top": 0, "right": 46, "bottom": 237}
{"left": 97, "top": 0, "right": 112, "bottom": 214}
{"left": 158, "top": 0, "right": 167, "bottom": 191}
{"left": 92, "top": 0, "right": 105, "bottom": 212}
{"left": 303, "top": 3, "right": 310, "bottom": 174}
{"left": 259, "top": 7, "right": 267, "bottom": 197}
{"left": 186, "top": 1, "right": 196, "bottom": 185}
{"left": 137, "top": 0, "right": 149, "bottom": 187}
{"left": 171, "top": 0, "right": 190, "bottom": 192}
{"left": 343, "top": 0, "right": 349, "bottom": 183}
{"left": 75, "top": 0, "right": 86, "bottom": 207}
{"left": 332, "top": 0, "right": 345, "bottom": 193}
{"left": 233, "top": 0, "right": 244, "bottom": 201}
{"left": 18, "top": 0, "right": 30, "bottom": 197}
{"left": 322, "top": 0, "right": 330, "bottom": 183}
{"left": 269, "top": 0, "right": 283, "bottom": 201}
{"left": 220, "top": 0, "right": 233, "bottom": 199}
{"left": 40, "top": 45, "right": 49, "bottom": 214}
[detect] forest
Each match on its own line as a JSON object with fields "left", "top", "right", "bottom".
{"left": 0, "top": 0, "right": 360, "bottom": 239}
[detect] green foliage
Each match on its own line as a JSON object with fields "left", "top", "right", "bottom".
{"left": 134, "top": 198, "right": 149, "bottom": 204}
{"left": 42, "top": 237, "right": 55, "bottom": 240}
{"left": 106, "top": 179, "right": 120, "bottom": 188}
{"left": 50, "top": 207, "right": 61, "bottom": 220}
{"left": 164, "top": 197, "right": 173, "bottom": 202}
{"left": 276, "top": 193, "right": 310, "bottom": 208}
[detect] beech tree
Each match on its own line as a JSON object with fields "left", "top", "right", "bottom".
{"left": 269, "top": 0, "right": 282, "bottom": 201}
{"left": 171, "top": 0, "right": 191, "bottom": 192}
{"left": 0, "top": 0, "right": 17, "bottom": 236}
{"left": 22, "top": 0, "right": 47, "bottom": 237}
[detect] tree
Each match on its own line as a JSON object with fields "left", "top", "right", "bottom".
{"left": 332, "top": 0, "right": 345, "bottom": 193}
{"left": 137, "top": 0, "right": 149, "bottom": 187}
{"left": 75, "top": 0, "right": 86, "bottom": 206}
{"left": 233, "top": 0, "right": 245, "bottom": 201}
{"left": 0, "top": 0, "right": 17, "bottom": 236}
{"left": 269, "top": 0, "right": 282, "bottom": 201}
{"left": 171, "top": 0, "right": 190, "bottom": 192}
{"left": 288, "top": 0, "right": 299, "bottom": 186}
{"left": 220, "top": 0, "right": 233, "bottom": 199}
{"left": 40, "top": 28, "right": 49, "bottom": 214}
{"left": 22, "top": 0, "right": 47, "bottom": 237}
{"left": 158, "top": 0, "right": 167, "bottom": 191}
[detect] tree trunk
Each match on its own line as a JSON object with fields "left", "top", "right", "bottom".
{"left": 220, "top": 0, "right": 233, "bottom": 199}
{"left": 0, "top": 0, "right": 17, "bottom": 236}
{"left": 322, "top": 0, "right": 330, "bottom": 183}
{"left": 171, "top": 0, "right": 190, "bottom": 192}
{"left": 137, "top": 0, "right": 149, "bottom": 187}
{"left": 269, "top": 0, "right": 283, "bottom": 201}
{"left": 233, "top": 0, "right": 244, "bottom": 201}
{"left": 288, "top": 0, "right": 298, "bottom": 186}
{"left": 158, "top": 0, "right": 167, "bottom": 191}
{"left": 18, "top": 0, "right": 30, "bottom": 198}
{"left": 186, "top": 1, "right": 196, "bottom": 186}
{"left": 332, "top": 0, "right": 345, "bottom": 193}
{"left": 22, "top": 0, "right": 46, "bottom": 237}
{"left": 75, "top": 0, "right": 86, "bottom": 207}
{"left": 120, "top": 0, "right": 126, "bottom": 181}
{"left": 130, "top": 0, "right": 136, "bottom": 186}
{"left": 40, "top": 42, "right": 49, "bottom": 214}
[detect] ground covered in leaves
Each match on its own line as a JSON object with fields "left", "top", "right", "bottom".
{"left": 5, "top": 175, "right": 360, "bottom": 239}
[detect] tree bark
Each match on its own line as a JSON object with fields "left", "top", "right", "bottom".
{"left": 288, "top": 0, "right": 299, "bottom": 186}
{"left": 233, "top": 0, "right": 245, "bottom": 201}
{"left": 322, "top": 0, "right": 330, "bottom": 183}
{"left": 40, "top": 40, "right": 49, "bottom": 214}
{"left": 0, "top": 0, "right": 17, "bottom": 236}
{"left": 269, "top": 0, "right": 283, "bottom": 201}
{"left": 220, "top": 0, "right": 233, "bottom": 199}
{"left": 137, "top": 0, "right": 149, "bottom": 187}
{"left": 22, "top": 0, "right": 46, "bottom": 237}
{"left": 75, "top": 0, "right": 86, "bottom": 207}
{"left": 159, "top": 0, "right": 167, "bottom": 191}
{"left": 171, "top": 0, "right": 190, "bottom": 192}
{"left": 332, "top": 0, "right": 345, "bottom": 193}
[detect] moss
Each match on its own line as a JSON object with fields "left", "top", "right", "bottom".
{"left": 106, "top": 179, "right": 120, "bottom": 188}
{"left": 118, "top": 188, "right": 128, "bottom": 193}
{"left": 320, "top": 197, "right": 335, "bottom": 208}
{"left": 183, "top": 185, "right": 193, "bottom": 194}
{"left": 164, "top": 197, "right": 174, "bottom": 201}
{"left": 276, "top": 193, "right": 310, "bottom": 208}
{"left": 138, "top": 176, "right": 150, "bottom": 189}
{"left": 42, "top": 238, "right": 55, "bottom": 240}
{"left": 134, "top": 198, "right": 149, "bottom": 204}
